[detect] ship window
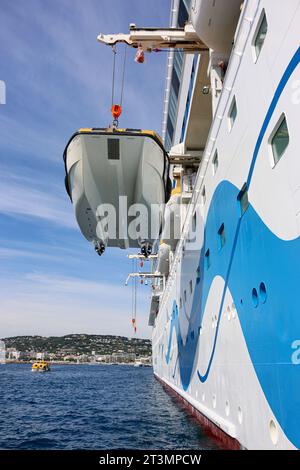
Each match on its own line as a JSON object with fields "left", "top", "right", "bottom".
{"left": 107, "top": 139, "right": 120, "bottom": 160}
{"left": 180, "top": 297, "right": 182, "bottom": 308}
{"left": 196, "top": 266, "right": 201, "bottom": 284}
{"left": 171, "top": 68, "right": 180, "bottom": 98}
{"left": 228, "top": 96, "right": 237, "bottom": 131}
{"left": 169, "top": 88, "right": 178, "bottom": 126}
{"left": 253, "top": 10, "right": 268, "bottom": 61}
{"left": 167, "top": 115, "right": 174, "bottom": 141}
{"left": 212, "top": 150, "right": 219, "bottom": 175}
{"left": 237, "top": 184, "right": 249, "bottom": 216}
{"left": 178, "top": 0, "right": 189, "bottom": 27}
{"left": 218, "top": 223, "right": 226, "bottom": 250}
{"left": 201, "top": 186, "right": 206, "bottom": 205}
{"left": 205, "top": 249, "right": 211, "bottom": 270}
{"left": 189, "top": 280, "right": 193, "bottom": 294}
{"left": 173, "top": 50, "right": 184, "bottom": 79}
{"left": 270, "top": 114, "right": 289, "bottom": 166}
{"left": 184, "top": 290, "right": 187, "bottom": 302}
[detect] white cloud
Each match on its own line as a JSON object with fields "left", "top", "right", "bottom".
{"left": 0, "top": 272, "right": 151, "bottom": 339}
{"left": 0, "top": 173, "right": 76, "bottom": 228}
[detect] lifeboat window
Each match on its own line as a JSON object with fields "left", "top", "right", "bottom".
{"left": 201, "top": 186, "right": 206, "bottom": 205}
{"left": 237, "top": 183, "right": 249, "bottom": 216}
{"left": 270, "top": 114, "right": 289, "bottom": 166}
{"left": 253, "top": 10, "right": 268, "bottom": 61}
{"left": 107, "top": 138, "right": 120, "bottom": 160}
{"left": 205, "top": 249, "right": 211, "bottom": 270}
{"left": 228, "top": 97, "right": 237, "bottom": 131}
{"left": 218, "top": 223, "right": 226, "bottom": 250}
{"left": 212, "top": 150, "right": 219, "bottom": 175}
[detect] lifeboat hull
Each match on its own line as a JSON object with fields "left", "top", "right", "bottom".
{"left": 190, "top": 0, "right": 242, "bottom": 54}
{"left": 64, "top": 129, "right": 170, "bottom": 251}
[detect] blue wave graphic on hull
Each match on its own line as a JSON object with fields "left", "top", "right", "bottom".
{"left": 165, "top": 48, "right": 300, "bottom": 448}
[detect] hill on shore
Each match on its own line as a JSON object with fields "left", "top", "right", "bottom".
{"left": 2, "top": 334, "right": 152, "bottom": 357}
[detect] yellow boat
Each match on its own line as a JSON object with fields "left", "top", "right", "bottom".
{"left": 31, "top": 360, "right": 51, "bottom": 372}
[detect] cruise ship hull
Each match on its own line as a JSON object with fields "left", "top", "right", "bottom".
{"left": 152, "top": 0, "right": 300, "bottom": 450}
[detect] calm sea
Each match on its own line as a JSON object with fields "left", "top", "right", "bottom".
{"left": 0, "top": 364, "right": 220, "bottom": 450}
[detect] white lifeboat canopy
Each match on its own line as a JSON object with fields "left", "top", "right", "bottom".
{"left": 190, "top": 0, "right": 242, "bottom": 55}
{"left": 64, "top": 128, "right": 171, "bottom": 256}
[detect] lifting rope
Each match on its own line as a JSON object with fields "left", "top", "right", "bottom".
{"left": 131, "top": 258, "right": 137, "bottom": 334}
{"left": 120, "top": 44, "right": 127, "bottom": 107}
{"left": 111, "top": 44, "right": 127, "bottom": 127}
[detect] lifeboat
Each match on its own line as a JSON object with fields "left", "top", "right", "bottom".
{"left": 64, "top": 128, "right": 170, "bottom": 256}
{"left": 31, "top": 361, "right": 51, "bottom": 372}
{"left": 190, "top": 0, "right": 242, "bottom": 55}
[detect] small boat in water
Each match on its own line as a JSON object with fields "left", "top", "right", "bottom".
{"left": 31, "top": 360, "right": 51, "bottom": 372}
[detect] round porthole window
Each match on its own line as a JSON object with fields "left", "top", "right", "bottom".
{"left": 259, "top": 282, "right": 267, "bottom": 303}
{"left": 238, "top": 406, "right": 243, "bottom": 424}
{"left": 252, "top": 288, "right": 259, "bottom": 308}
{"left": 269, "top": 419, "right": 279, "bottom": 445}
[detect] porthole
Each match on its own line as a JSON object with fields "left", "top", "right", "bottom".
{"left": 218, "top": 223, "right": 226, "bottom": 250}
{"left": 212, "top": 394, "right": 217, "bottom": 409}
{"left": 237, "top": 183, "right": 249, "bottom": 216}
{"left": 225, "top": 400, "right": 230, "bottom": 417}
{"left": 212, "top": 150, "right": 219, "bottom": 175}
{"left": 238, "top": 406, "right": 243, "bottom": 424}
{"left": 269, "top": 419, "right": 279, "bottom": 445}
{"left": 205, "top": 249, "right": 211, "bottom": 270}
{"left": 270, "top": 114, "right": 289, "bottom": 166}
{"left": 259, "top": 282, "right": 267, "bottom": 303}
{"left": 252, "top": 288, "right": 259, "bottom": 308}
{"left": 227, "top": 306, "right": 231, "bottom": 321}
{"left": 201, "top": 186, "right": 206, "bottom": 205}
{"left": 228, "top": 96, "right": 237, "bottom": 131}
{"left": 253, "top": 9, "right": 268, "bottom": 61}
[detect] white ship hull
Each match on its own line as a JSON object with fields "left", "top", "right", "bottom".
{"left": 152, "top": 0, "right": 300, "bottom": 450}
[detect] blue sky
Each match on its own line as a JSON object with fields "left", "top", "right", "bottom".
{"left": 0, "top": 0, "right": 170, "bottom": 338}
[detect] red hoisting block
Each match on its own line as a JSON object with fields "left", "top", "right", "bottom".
{"left": 111, "top": 104, "right": 122, "bottom": 120}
